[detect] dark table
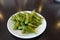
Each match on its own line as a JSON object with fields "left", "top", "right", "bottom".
{"left": 0, "top": 0, "right": 60, "bottom": 40}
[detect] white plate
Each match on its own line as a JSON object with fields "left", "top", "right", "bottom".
{"left": 7, "top": 11, "right": 47, "bottom": 39}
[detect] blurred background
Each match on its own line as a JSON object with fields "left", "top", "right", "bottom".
{"left": 0, "top": 0, "right": 60, "bottom": 40}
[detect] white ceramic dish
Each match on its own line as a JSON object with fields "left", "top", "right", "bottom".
{"left": 7, "top": 11, "right": 47, "bottom": 39}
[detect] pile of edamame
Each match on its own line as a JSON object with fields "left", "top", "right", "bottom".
{"left": 11, "top": 10, "right": 42, "bottom": 34}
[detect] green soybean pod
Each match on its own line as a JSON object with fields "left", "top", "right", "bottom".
{"left": 13, "top": 21, "right": 19, "bottom": 30}
{"left": 32, "top": 10, "right": 42, "bottom": 21}
{"left": 34, "top": 15, "right": 42, "bottom": 21}
{"left": 24, "top": 27, "right": 32, "bottom": 33}
{"left": 28, "top": 23, "right": 37, "bottom": 28}
{"left": 32, "top": 18, "right": 42, "bottom": 26}
{"left": 25, "top": 13, "right": 29, "bottom": 24}
{"left": 27, "top": 26, "right": 35, "bottom": 33}
{"left": 18, "top": 26, "right": 23, "bottom": 30}
{"left": 15, "top": 14, "right": 21, "bottom": 21}
{"left": 19, "top": 13, "right": 26, "bottom": 22}
{"left": 22, "top": 14, "right": 25, "bottom": 22}
{"left": 22, "top": 27, "right": 26, "bottom": 34}
{"left": 30, "top": 22, "right": 39, "bottom": 27}
{"left": 28, "top": 13, "right": 33, "bottom": 22}
{"left": 20, "top": 22, "right": 26, "bottom": 33}
{"left": 11, "top": 16, "right": 16, "bottom": 21}
{"left": 20, "top": 23, "right": 33, "bottom": 33}
{"left": 16, "top": 13, "right": 24, "bottom": 22}
{"left": 31, "top": 10, "right": 40, "bottom": 20}
{"left": 33, "top": 18, "right": 40, "bottom": 23}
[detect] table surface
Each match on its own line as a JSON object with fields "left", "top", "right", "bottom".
{"left": 0, "top": 0, "right": 60, "bottom": 40}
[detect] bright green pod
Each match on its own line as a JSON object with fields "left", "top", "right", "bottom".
{"left": 28, "top": 23, "right": 37, "bottom": 28}
{"left": 15, "top": 14, "right": 21, "bottom": 21}
{"left": 13, "top": 21, "right": 19, "bottom": 30}
{"left": 18, "top": 26, "right": 23, "bottom": 30}
{"left": 25, "top": 12, "right": 29, "bottom": 24}
{"left": 11, "top": 16, "right": 16, "bottom": 21}
{"left": 26, "top": 26, "right": 35, "bottom": 33}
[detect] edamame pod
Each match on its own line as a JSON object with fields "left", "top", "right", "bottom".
{"left": 25, "top": 13, "right": 29, "bottom": 24}
{"left": 13, "top": 21, "right": 19, "bottom": 30}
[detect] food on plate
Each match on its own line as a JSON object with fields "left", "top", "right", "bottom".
{"left": 11, "top": 10, "right": 42, "bottom": 34}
